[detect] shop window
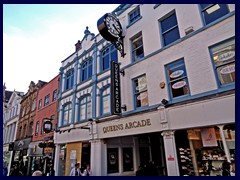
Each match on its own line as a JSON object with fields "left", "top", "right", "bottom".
{"left": 131, "top": 33, "right": 144, "bottom": 62}
{"left": 107, "top": 148, "right": 119, "bottom": 174}
{"left": 160, "top": 11, "right": 180, "bottom": 46}
{"left": 133, "top": 75, "right": 149, "bottom": 109}
{"left": 62, "top": 103, "right": 72, "bottom": 126}
{"left": 200, "top": 4, "right": 229, "bottom": 25}
{"left": 175, "top": 127, "right": 229, "bottom": 176}
{"left": 101, "top": 45, "right": 118, "bottom": 72}
{"left": 122, "top": 147, "right": 134, "bottom": 172}
{"left": 81, "top": 59, "right": 92, "bottom": 82}
{"left": 100, "top": 87, "right": 111, "bottom": 116}
{"left": 166, "top": 59, "right": 190, "bottom": 100}
{"left": 129, "top": 6, "right": 141, "bottom": 24}
{"left": 79, "top": 95, "right": 92, "bottom": 121}
{"left": 59, "top": 145, "right": 66, "bottom": 176}
{"left": 210, "top": 38, "right": 235, "bottom": 87}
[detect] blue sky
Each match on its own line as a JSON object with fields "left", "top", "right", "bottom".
{"left": 3, "top": 4, "right": 120, "bottom": 93}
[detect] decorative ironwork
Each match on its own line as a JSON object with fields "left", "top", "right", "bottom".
{"left": 112, "top": 37, "right": 126, "bottom": 58}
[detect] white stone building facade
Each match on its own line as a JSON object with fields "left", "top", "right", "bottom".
{"left": 54, "top": 4, "right": 235, "bottom": 176}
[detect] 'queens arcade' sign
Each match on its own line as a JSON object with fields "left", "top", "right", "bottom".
{"left": 111, "top": 61, "right": 121, "bottom": 115}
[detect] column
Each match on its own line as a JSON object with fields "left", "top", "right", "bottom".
{"left": 54, "top": 144, "right": 60, "bottom": 176}
{"left": 218, "top": 125, "right": 231, "bottom": 162}
{"left": 90, "top": 139, "right": 107, "bottom": 176}
{"left": 161, "top": 130, "right": 180, "bottom": 176}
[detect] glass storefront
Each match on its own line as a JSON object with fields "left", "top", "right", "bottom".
{"left": 175, "top": 124, "right": 235, "bottom": 176}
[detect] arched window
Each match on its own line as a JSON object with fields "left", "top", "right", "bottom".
{"left": 62, "top": 103, "right": 72, "bottom": 126}
{"left": 65, "top": 69, "right": 74, "bottom": 90}
{"left": 79, "top": 95, "right": 92, "bottom": 121}
{"left": 101, "top": 45, "right": 118, "bottom": 72}
{"left": 100, "top": 86, "right": 111, "bottom": 116}
{"left": 81, "top": 59, "right": 92, "bottom": 82}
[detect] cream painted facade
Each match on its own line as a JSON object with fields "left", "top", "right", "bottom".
{"left": 54, "top": 4, "right": 235, "bottom": 176}
{"left": 3, "top": 91, "right": 24, "bottom": 175}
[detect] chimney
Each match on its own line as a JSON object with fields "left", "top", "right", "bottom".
{"left": 75, "top": 40, "right": 81, "bottom": 52}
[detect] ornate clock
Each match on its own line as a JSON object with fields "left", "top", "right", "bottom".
{"left": 97, "top": 13, "right": 126, "bottom": 57}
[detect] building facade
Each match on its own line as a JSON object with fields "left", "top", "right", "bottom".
{"left": 54, "top": 4, "right": 235, "bottom": 176}
{"left": 3, "top": 85, "right": 24, "bottom": 175}
{"left": 12, "top": 80, "right": 46, "bottom": 176}
{"left": 29, "top": 75, "right": 59, "bottom": 175}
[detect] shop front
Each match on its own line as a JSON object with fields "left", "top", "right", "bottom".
{"left": 174, "top": 124, "right": 235, "bottom": 176}
{"left": 164, "top": 93, "right": 235, "bottom": 176}
{"left": 28, "top": 141, "right": 44, "bottom": 175}
{"left": 54, "top": 126, "right": 91, "bottom": 176}
{"left": 94, "top": 110, "right": 167, "bottom": 176}
{"left": 11, "top": 138, "right": 31, "bottom": 175}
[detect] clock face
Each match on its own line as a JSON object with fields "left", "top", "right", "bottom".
{"left": 105, "top": 14, "right": 122, "bottom": 37}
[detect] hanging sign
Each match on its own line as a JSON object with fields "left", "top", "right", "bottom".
{"left": 200, "top": 128, "right": 218, "bottom": 147}
{"left": 111, "top": 61, "right": 122, "bottom": 115}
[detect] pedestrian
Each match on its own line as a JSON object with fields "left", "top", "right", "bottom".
{"left": 69, "top": 162, "right": 82, "bottom": 176}
{"left": 9, "top": 163, "right": 23, "bottom": 176}
{"left": 222, "top": 161, "right": 231, "bottom": 176}
{"left": 47, "top": 165, "right": 55, "bottom": 176}
{"left": 32, "top": 170, "right": 43, "bottom": 176}
{"left": 82, "top": 164, "right": 92, "bottom": 176}
{"left": 230, "top": 160, "right": 235, "bottom": 176}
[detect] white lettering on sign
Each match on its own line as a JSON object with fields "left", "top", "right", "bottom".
{"left": 170, "top": 70, "right": 184, "bottom": 79}
{"left": 172, "top": 81, "right": 186, "bottom": 89}
{"left": 217, "top": 51, "right": 235, "bottom": 62}
{"left": 220, "top": 64, "right": 235, "bottom": 75}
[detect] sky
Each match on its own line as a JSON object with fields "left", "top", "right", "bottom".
{"left": 3, "top": 4, "right": 120, "bottom": 93}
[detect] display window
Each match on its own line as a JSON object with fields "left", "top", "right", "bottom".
{"left": 175, "top": 124, "right": 235, "bottom": 176}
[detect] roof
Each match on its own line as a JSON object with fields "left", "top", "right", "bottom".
{"left": 4, "top": 90, "right": 13, "bottom": 103}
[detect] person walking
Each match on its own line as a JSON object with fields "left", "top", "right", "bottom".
{"left": 69, "top": 163, "right": 81, "bottom": 176}
{"left": 32, "top": 170, "right": 43, "bottom": 176}
{"left": 82, "top": 164, "right": 92, "bottom": 176}
{"left": 222, "top": 161, "right": 231, "bottom": 176}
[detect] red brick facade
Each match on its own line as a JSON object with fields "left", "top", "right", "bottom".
{"left": 32, "top": 75, "right": 59, "bottom": 142}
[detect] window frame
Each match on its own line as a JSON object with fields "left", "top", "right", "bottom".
{"left": 159, "top": 11, "right": 180, "bottom": 47}
{"left": 132, "top": 74, "right": 149, "bottom": 110}
{"left": 52, "top": 89, "right": 57, "bottom": 101}
{"left": 131, "top": 32, "right": 144, "bottom": 62}
{"left": 165, "top": 58, "right": 190, "bottom": 101}
{"left": 78, "top": 95, "right": 92, "bottom": 122}
{"left": 128, "top": 6, "right": 141, "bottom": 25}
{"left": 62, "top": 103, "right": 72, "bottom": 126}
{"left": 209, "top": 37, "right": 235, "bottom": 88}
{"left": 199, "top": 4, "right": 230, "bottom": 25}
{"left": 38, "top": 99, "right": 42, "bottom": 110}
{"left": 65, "top": 68, "right": 74, "bottom": 90}
{"left": 81, "top": 59, "right": 93, "bottom": 82}
{"left": 35, "top": 121, "right": 40, "bottom": 136}
{"left": 100, "top": 86, "right": 111, "bottom": 116}
{"left": 44, "top": 94, "right": 50, "bottom": 106}
{"left": 100, "top": 45, "right": 118, "bottom": 72}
